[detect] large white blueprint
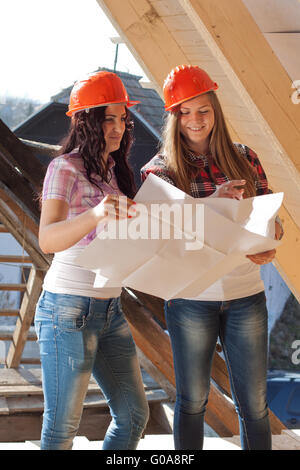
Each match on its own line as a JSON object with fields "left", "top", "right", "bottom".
{"left": 76, "top": 174, "right": 283, "bottom": 300}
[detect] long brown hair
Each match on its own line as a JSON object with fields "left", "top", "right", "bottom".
{"left": 161, "top": 91, "right": 257, "bottom": 198}
{"left": 58, "top": 106, "right": 136, "bottom": 199}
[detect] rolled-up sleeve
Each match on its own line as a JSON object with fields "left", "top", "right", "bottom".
{"left": 42, "top": 157, "right": 77, "bottom": 204}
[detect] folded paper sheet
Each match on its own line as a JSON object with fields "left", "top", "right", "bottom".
{"left": 76, "top": 174, "right": 283, "bottom": 300}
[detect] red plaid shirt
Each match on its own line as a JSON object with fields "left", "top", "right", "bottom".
{"left": 141, "top": 143, "right": 269, "bottom": 198}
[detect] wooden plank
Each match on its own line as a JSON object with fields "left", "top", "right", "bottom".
{"left": 149, "top": 0, "right": 185, "bottom": 17}
{"left": 0, "top": 414, "right": 43, "bottom": 442}
{"left": 0, "top": 405, "right": 173, "bottom": 443}
{"left": 0, "top": 224, "right": 8, "bottom": 233}
{"left": 0, "top": 383, "right": 99, "bottom": 397}
{"left": 282, "top": 429, "right": 300, "bottom": 444}
{"left": 0, "top": 385, "right": 44, "bottom": 396}
{"left": 137, "top": 347, "right": 176, "bottom": 401}
{"left": 271, "top": 434, "right": 300, "bottom": 450}
{"left": 0, "top": 186, "right": 39, "bottom": 237}
{"left": 0, "top": 159, "right": 40, "bottom": 221}
{"left": 130, "top": 289, "right": 166, "bottom": 326}
{"left": 0, "top": 327, "right": 36, "bottom": 341}
{"left": 223, "top": 433, "right": 300, "bottom": 450}
{"left": 0, "top": 255, "right": 31, "bottom": 264}
{"left": 97, "top": 0, "right": 187, "bottom": 95}
{"left": 4, "top": 388, "right": 168, "bottom": 414}
{"left": 0, "top": 370, "right": 159, "bottom": 396}
{"left": 0, "top": 284, "right": 26, "bottom": 291}
{"left": 20, "top": 138, "right": 60, "bottom": 157}
{"left": 19, "top": 358, "right": 41, "bottom": 365}
{"left": 150, "top": 402, "right": 173, "bottom": 434}
{"left": 0, "top": 310, "right": 19, "bottom": 317}
{"left": 204, "top": 408, "right": 234, "bottom": 437}
{"left": 162, "top": 14, "right": 194, "bottom": 31}
{"left": 6, "top": 268, "right": 44, "bottom": 368}
{"left": 121, "top": 290, "right": 175, "bottom": 383}
{"left": 0, "top": 366, "right": 42, "bottom": 386}
{"left": 0, "top": 398, "right": 9, "bottom": 415}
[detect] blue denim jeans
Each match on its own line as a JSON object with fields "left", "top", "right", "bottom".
{"left": 165, "top": 291, "right": 271, "bottom": 450}
{"left": 34, "top": 291, "right": 149, "bottom": 450}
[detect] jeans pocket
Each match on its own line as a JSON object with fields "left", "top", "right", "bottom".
{"left": 55, "top": 305, "right": 90, "bottom": 332}
{"left": 35, "top": 301, "right": 53, "bottom": 333}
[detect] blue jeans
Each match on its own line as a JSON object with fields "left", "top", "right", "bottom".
{"left": 165, "top": 291, "right": 271, "bottom": 450}
{"left": 35, "top": 291, "right": 149, "bottom": 450}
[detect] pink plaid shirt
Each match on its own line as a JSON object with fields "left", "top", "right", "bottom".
{"left": 42, "top": 150, "right": 124, "bottom": 246}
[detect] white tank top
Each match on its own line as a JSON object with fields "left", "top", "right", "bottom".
{"left": 43, "top": 245, "right": 121, "bottom": 298}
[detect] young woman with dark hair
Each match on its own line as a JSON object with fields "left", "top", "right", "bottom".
{"left": 141, "top": 65, "right": 283, "bottom": 450}
{"left": 35, "top": 71, "right": 149, "bottom": 450}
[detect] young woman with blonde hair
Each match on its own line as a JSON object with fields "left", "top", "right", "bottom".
{"left": 141, "top": 65, "right": 283, "bottom": 450}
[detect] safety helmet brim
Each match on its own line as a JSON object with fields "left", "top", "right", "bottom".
{"left": 66, "top": 100, "right": 140, "bottom": 116}
{"left": 165, "top": 88, "right": 218, "bottom": 112}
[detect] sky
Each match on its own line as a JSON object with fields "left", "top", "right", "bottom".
{"left": 0, "top": 0, "right": 148, "bottom": 104}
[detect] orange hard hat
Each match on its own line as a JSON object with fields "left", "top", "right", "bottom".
{"left": 66, "top": 70, "right": 140, "bottom": 116}
{"left": 163, "top": 65, "right": 218, "bottom": 111}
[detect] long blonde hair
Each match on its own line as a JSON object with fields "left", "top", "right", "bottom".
{"left": 161, "top": 91, "right": 257, "bottom": 198}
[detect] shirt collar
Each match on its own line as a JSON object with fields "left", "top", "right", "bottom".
{"left": 186, "top": 151, "right": 209, "bottom": 166}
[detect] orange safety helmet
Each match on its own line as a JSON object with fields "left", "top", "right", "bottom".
{"left": 66, "top": 70, "right": 140, "bottom": 116}
{"left": 163, "top": 65, "right": 218, "bottom": 112}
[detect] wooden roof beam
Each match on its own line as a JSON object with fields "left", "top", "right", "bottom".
{"left": 0, "top": 119, "right": 45, "bottom": 191}
{"left": 0, "top": 198, "right": 50, "bottom": 271}
{"left": 96, "top": 0, "right": 188, "bottom": 98}
{"left": 178, "top": 0, "right": 300, "bottom": 176}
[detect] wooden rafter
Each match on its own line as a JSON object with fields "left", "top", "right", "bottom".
{"left": 0, "top": 198, "right": 49, "bottom": 271}
{"left": 0, "top": 120, "right": 45, "bottom": 191}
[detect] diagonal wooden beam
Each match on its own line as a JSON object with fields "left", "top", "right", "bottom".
{"left": 0, "top": 156, "right": 40, "bottom": 221}
{"left": 0, "top": 119, "right": 45, "bottom": 191}
{"left": 0, "top": 197, "right": 50, "bottom": 271}
{"left": 97, "top": 0, "right": 187, "bottom": 96}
